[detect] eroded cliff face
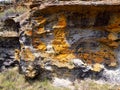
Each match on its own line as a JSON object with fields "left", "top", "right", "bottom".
{"left": 1, "top": 0, "right": 120, "bottom": 80}
{"left": 27, "top": 5, "right": 120, "bottom": 67}
{"left": 12, "top": 1, "right": 120, "bottom": 79}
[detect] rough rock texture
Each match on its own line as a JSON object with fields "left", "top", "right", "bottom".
{"left": 1, "top": 0, "right": 120, "bottom": 78}
{"left": 0, "top": 16, "right": 20, "bottom": 71}
{"left": 12, "top": 0, "right": 120, "bottom": 78}
{"left": 27, "top": 1, "right": 120, "bottom": 67}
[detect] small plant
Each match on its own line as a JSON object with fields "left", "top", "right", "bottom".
{"left": 0, "top": 68, "right": 70, "bottom": 90}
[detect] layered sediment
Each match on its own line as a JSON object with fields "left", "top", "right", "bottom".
{"left": 1, "top": 0, "right": 120, "bottom": 80}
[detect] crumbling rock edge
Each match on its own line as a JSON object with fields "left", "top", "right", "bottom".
{"left": 1, "top": 0, "right": 120, "bottom": 83}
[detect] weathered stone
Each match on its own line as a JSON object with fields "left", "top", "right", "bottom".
{"left": 33, "top": 38, "right": 46, "bottom": 51}
{"left": 107, "top": 17, "right": 120, "bottom": 33}
{"left": 108, "top": 41, "right": 119, "bottom": 48}
{"left": 109, "top": 62, "right": 117, "bottom": 67}
{"left": 25, "top": 30, "right": 32, "bottom": 36}
{"left": 72, "top": 58, "right": 85, "bottom": 67}
{"left": 20, "top": 47, "right": 35, "bottom": 61}
{"left": 24, "top": 1, "right": 120, "bottom": 70}
{"left": 14, "top": 49, "right": 20, "bottom": 61}
{"left": 2, "top": 0, "right": 120, "bottom": 79}
{"left": 91, "top": 63, "right": 104, "bottom": 72}
{"left": 19, "top": 60, "right": 41, "bottom": 78}
{"left": 108, "top": 33, "right": 118, "bottom": 41}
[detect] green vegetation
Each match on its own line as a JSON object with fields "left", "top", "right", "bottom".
{"left": 0, "top": 68, "right": 70, "bottom": 90}
{"left": 0, "top": 68, "right": 119, "bottom": 90}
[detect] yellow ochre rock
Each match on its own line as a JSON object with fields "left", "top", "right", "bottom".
{"left": 36, "top": 27, "right": 46, "bottom": 34}
{"left": 35, "top": 17, "right": 46, "bottom": 25}
{"left": 37, "top": 43, "right": 46, "bottom": 51}
{"left": 25, "top": 30, "right": 32, "bottom": 36}
{"left": 52, "top": 15, "right": 69, "bottom": 53}
{"left": 53, "top": 15, "right": 67, "bottom": 29}
{"left": 14, "top": 49, "right": 20, "bottom": 61}
{"left": 20, "top": 47, "right": 35, "bottom": 61}
{"left": 107, "top": 17, "right": 120, "bottom": 33}
{"left": 33, "top": 38, "right": 46, "bottom": 51}
{"left": 108, "top": 33, "right": 118, "bottom": 41}
{"left": 91, "top": 63, "right": 104, "bottom": 72}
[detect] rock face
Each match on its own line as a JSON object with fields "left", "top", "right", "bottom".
{"left": 14, "top": 0, "right": 120, "bottom": 78}
{"left": 1, "top": 0, "right": 120, "bottom": 79}
{"left": 27, "top": 1, "right": 120, "bottom": 66}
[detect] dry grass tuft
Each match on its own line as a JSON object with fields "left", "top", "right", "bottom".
{"left": 0, "top": 67, "right": 120, "bottom": 90}
{"left": 0, "top": 67, "right": 70, "bottom": 90}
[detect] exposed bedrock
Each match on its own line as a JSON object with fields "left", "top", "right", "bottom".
{"left": 0, "top": 18, "right": 20, "bottom": 71}
{"left": 1, "top": 1, "right": 120, "bottom": 82}
{"left": 14, "top": 4, "right": 120, "bottom": 79}
{"left": 28, "top": 5, "right": 120, "bottom": 67}
{"left": 0, "top": 37, "right": 20, "bottom": 72}
{"left": 0, "top": 37, "right": 20, "bottom": 48}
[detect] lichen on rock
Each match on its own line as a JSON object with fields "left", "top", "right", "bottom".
{"left": 1, "top": 0, "right": 120, "bottom": 80}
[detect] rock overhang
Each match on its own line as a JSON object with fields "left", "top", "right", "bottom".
{"left": 29, "top": 3, "right": 120, "bottom": 68}
{"left": 2, "top": 0, "right": 120, "bottom": 78}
